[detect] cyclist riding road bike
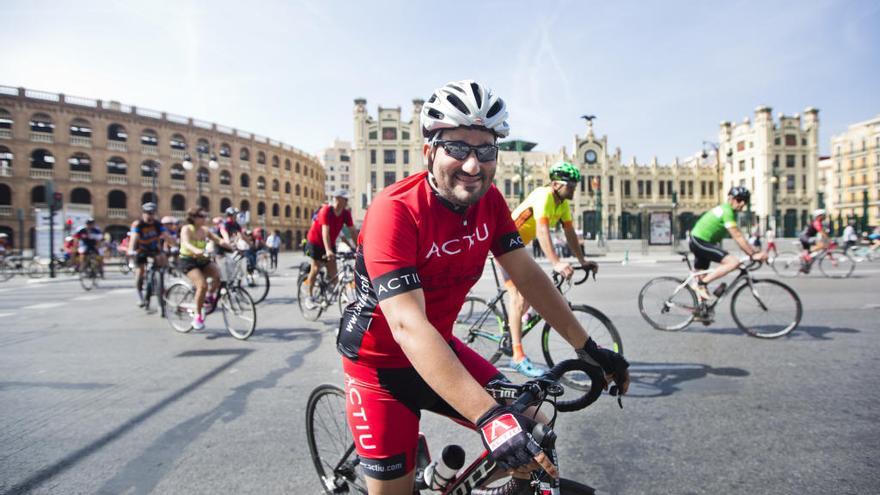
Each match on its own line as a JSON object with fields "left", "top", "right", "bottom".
{"left": 501, "top": 161, "right": 597, "bottom": 377}
{"left": 336, "top": 79, "right": 629, "bottom": 495}
{"left": 688, "top": 187, "right": 768, "bottom": 301}
{"left": 74, "top": 218, "right": 105, "bottom": 276}
{"left": 798, "top": 209, "right": 829, "bottom": 272}
{"left": 304, "top": 189, "right": 357, "bottom": 308}
{"left": 128, "top": 202, "right": 174, "bottom": 307}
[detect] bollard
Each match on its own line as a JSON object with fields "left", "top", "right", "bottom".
{"left": 622, "top": 249, "right": 629, "bottom": 266}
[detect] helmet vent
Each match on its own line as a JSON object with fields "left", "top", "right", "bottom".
{"left": 487, "top": 99, "right": 503, "bottom": 119}
{"left": 445, "top": 94, "right": 470, "bottom": 115}
{"left": 427, "top": 108, "right": 444, "bottom": 120}
{"left": 470, "top": 82, "right": 482, "bottom": 108}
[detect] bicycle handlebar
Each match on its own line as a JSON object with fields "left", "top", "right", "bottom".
{"left": 491, "top": 359, "right": 606, "bottom": 414}
{"left": 550, "top": 265, "right": 595, "bottom": 288}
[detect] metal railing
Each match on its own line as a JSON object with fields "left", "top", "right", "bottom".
{"left": 107, "top": 141, "right": 127, "bottom": 152}
{"left": 107, "top": 175, "right": 128, "bottom": 185}
{"left": 70, "top": 171, "right": 92, "bottom": 182}
{"left": 69, "top": 136, "right": 92, "bottom": 147}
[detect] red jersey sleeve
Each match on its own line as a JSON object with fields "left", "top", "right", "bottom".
{"left": 343, "top": 209, "right": 354, "bottom": 227}
{"left": 487, "top": 187, "right": 525, "bottom": 257}
{"left": 362, "top": 198, "right": 421, "bottom": 301}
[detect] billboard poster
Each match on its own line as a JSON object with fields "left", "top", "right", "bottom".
{"left": 649, "top": 212, "right": 672, "bottom": 245}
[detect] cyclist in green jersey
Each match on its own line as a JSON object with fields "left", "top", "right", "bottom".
{"left": 688, "top": 187, "right": 767, "bottom": 301}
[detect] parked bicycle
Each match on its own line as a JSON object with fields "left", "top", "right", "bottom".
{"left": 297, "top": 251, "right": 356, "bottom": 321}
{"left": 454, "top": 256, "right": 622, "bottom": 390}
{"left": 770, "top": 239, "right": 855, "bottom": 278}
{"left": 0, "top": 254, "right": 42, "bottom": 281}
{"left": 306, "top": 359, "right": 614, "bottom": 494}
{"left": 638, "top": 252, "right": 802, "bottom": 338}
{"left": 164, "top": 278, "right": 257, "bottom": 340}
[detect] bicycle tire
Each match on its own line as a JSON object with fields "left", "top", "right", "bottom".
{"left": 26, "top": 260, "right": 43, "bottom": 279}
{"left": 79, "top": 261, "right": 97, "bottom": 291}
{"left": 638, "top": 276, "right": 697, "bottom": 331}
{"left": 297, "top": 273, "right": 325, "bottom": 321}
{"left": 242, "top": 266, "right": 270, "bottom": 304}
{"left": 730, "top": 279, "right": 802, "bottom": 339}
{"left": 164, "top": 282, "right": 195, "bottom": 333}
{"left": 144, "top": 268, "right": 155, "bottom": 311}
{"left": 770, "top": 251, "right": 803, "bottom": 278}
{"left": 542, "top": 305, "right": 622, "bottom": 391}
{"left": 454, "top": 297, "right": 504, "bottom": 364}
{"left": 0, "top": 260, "right": 14, "bottom": 282}
{"left": 157, "top": 268, "right": 166, "bottom": 317}
{"left": 337, "top": 269, "right": 357, "bottom": 315}
{"left": 119, "top": 258, "right": 132, "bottom": 275}
{"left": 306, "top": 384, "right": 368, "bottom": 495}
{"left": 221, "top": 287, "right": 256, "bottom": 340}
{"left": 818, "top": 250, "right": 855, "bottom": 279}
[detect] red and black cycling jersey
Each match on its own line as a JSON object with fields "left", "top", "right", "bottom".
{"left": 337, "top": 171, "right": 524, "bottom": 367}
{"left": 306, "top": 204, "right": 354, "bottom": 248}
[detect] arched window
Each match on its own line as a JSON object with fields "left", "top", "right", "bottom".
{"left": 170, "top": 133, "right": 186, "bottom": 150}
{"left": 295, "top": 184, "right": 301, "bottom": 195}
{"left": 295, "top": 162, "right": 301, "bottom": 173}
{"left": 240, "top": 147, "right": 250, "bottom": 161}
{"left": 285, "top": 205, "right": 291, "bottom": 218}
{"left": 272, "top": 155, "right": 280, "bottom": 168}
{"left": 108, "top": 123, "right": 127, "bottom": 141}
{"left": 68, "top": 153, "right": 92, "bottom": 172}
{"left": 257, "top": 201, "right": 266, "bottom": 215}
{"left": 170, "top": 163, "right": 186, "bottom": 181}
{"left": 295, "top": 206, "right": 301, "bottom": 219}
{"left": 284, "top": 159, "right": 291, "bottom": 171}
{"left": 171, "top": 194, "right": 186, "bottom": 211}
{"left": 257, "top": 176, "right": 266, "bottom": 190}
{"left": 107, "top": 156, "right": 127, "bottom": 175}
{"left": 70, "top": 188, "right": 91, "bottom": 205}
{"left": 284, "top": 182, "right": 291, "bottom": 194}
{"left": 272, "top": 179, "right": 279, "bottom": 192}
{"left": 196, "top": 138, "right": 210, "bottom": 152}
{"left": 257, "top": 151, "right": 266, "bottom": 164}
{"left": 141, "top": 192, "right": 157, "bottom": 205}
{"left": 220, "top": 197, "right": 232, "bottom": 213}
{"left": 141, "top": 160, "right": 160, "bottom": 177}
{"left": 140, "top": 129, "right": 158, "bottom": 146}
{"left": 304, "top": 186, "right": 309, "bottom": 198}
{"left": 31, "top": 185, "right": 47, "bottom": 204}
{"left": 240, "top": 199, "right": 250, "bottom": 212}
{"left": 107, "top": 190, "right": 127, "bottom": 209}
{"left": 219, "top": 170, "right": 231, "bottom": 185}
{"left": 197, "top": 166, "right": 210, "bottom": 184}
{"left": 272, "top": 203, "right": 280, "bottom": 217}
{"left": 30, "top": 149, "right": 55, "bottom": 169}
{"left": 0, "top": 146, "right": 13, "bottom": 171}
{"left": 0, "top": 184, "right": 12, "bottom": 205}
{"left": 199, "top": 196, "right": 210, "bottom": 210}
{"left": 240, "top": 173, "right": 250, "bottom": 188}
{"left": 69, "top": 118, "right": 92, "bottom": 138}
{"left": 0, "top": 108, "right": 12, "bottom": 131}
{"left": 219, "top": 143, "right": 231, "bottom": 157}
{"left": 30, "top": 113, "right": 54, "bottom": 134}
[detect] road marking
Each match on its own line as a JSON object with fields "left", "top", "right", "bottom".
{"left": 0, "top": 312, "right": 14, "bottom": 318}
{"left": 22, "top": 302, "right": 67, "bottom": 310}
{"left": 72, "top": 294, "right": 106, "bottom": 301}
{"left": 107, "top": 288, "right": 133, "bottom": 295}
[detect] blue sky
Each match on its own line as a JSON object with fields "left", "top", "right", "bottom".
{"left": 1, "top": 0, "right": 878, "bottom": 161}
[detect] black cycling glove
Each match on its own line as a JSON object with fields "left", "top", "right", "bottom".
{"left": 576, "top": 337, "right": 629, "bottom": 378}
{"left": 475, "top": 405, "right": 542, "bottom": 470}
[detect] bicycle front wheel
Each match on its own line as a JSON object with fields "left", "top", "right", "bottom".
{"left": 297, "top": 274, "right": 325, "bottom": 321}
{"left": 306, "top": 384, "right": 367, "bottom": 495}
{"left": 164, "top": 282, "right": 195, "bottom": 333}
{"left": 818, "top": 250, "right": 855, "bottom": 278}
{"left": 27, "top": 260, "right": 43, "bottom": 279}
{"left": 0, "top": 260, "right": 14, "bottom": 282}
{"left": 79, "top": 265, "right": 97, "bottom": 291}
{"left": 454, "top": 297, "right": 504, "bottom": 363}
{"left": 730, "top": 279, "right": 802, "bottom": 338}
{"left": 638, "top": 277, "right": 697, "bottom": 331}
{"left": 542, "top": 305, "right": 622, "bottom": 391}
{"left": 770, "top": 251, "right": 803, "bottom": 278}
{"left": 221, "top": 287, "right": 257, "bottom": 340}
{"left": 242, "top": 266, "right": 270, "bottom": 304}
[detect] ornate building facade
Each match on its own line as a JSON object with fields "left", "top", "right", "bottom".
{"left": 0, "top": 86, "right": 324, "bottom": 250}
{"left": 321, "top": 139, "right": 352, "bottom": 202}
{"left": 826, "top": 114, "right": 880, "bottom": 227}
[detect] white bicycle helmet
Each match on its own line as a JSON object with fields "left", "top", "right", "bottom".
{"left": 420, "top": 80, "right": 510, "bottom": 139}
{"left": 812, "top": 209, "right": 826, "bottom": 218}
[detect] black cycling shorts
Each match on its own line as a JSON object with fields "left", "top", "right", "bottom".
{"left": 136, "top": 250, "right": 162, "bottom": 266}
{"left": 304, "top": 242, "right": 326, "bottom": 261}
{"left": 179, "top": 256, "right": 212, "bottom": 274}
{"left": 689, "top": 236, "right": 728, "bottom": 270}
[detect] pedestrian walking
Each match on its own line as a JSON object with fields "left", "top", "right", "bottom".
{"left": 266, "top": 229, "right": 282, "bottom": 269}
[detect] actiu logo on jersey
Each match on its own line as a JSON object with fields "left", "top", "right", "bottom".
{"left": 480, "top": 413, "right": 522, "bottom": 451}
{"left": 424, "top": 223, "right": 489, "bottom": 259}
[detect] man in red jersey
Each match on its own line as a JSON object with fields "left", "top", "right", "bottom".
{"left": 303, "top": 189, "right": 357, "bottom": 307}
{"left": 336, "top": 80, "right": 629, "bottom": 494}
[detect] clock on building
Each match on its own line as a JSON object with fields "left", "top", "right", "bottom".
{"left": 584, "top": 149, "right": 598, "bottom": 164}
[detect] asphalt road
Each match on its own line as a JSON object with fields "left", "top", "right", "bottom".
{"left": 1, "top": 254, "right": 878, "bottom": 494}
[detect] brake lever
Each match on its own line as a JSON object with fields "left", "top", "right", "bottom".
{"left": 609, "top": 385, "right": 623, "bottom": 409}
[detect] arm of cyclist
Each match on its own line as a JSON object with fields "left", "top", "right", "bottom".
{"left": 727, "top": 226, "right": 767, "bottom": 261}
{"left": 497, "top": 248, "right": 629, "bottom": 392}
{"left": 562, "top": 220, "right": 597, "bottom": 273}
{"left": 380, "top": 289, "right": 557, "bottom": 477}
{"left": 206, "top": 229, "right": 232, "bottom": 250}
{"left": 127, "top": 233, "right": 139, "bottom": 255}
{"left": 321, "top": 224, "right": 335, "bottom": 260}
{"left": 536, "top": 219, "right": 572, "bottom": 278}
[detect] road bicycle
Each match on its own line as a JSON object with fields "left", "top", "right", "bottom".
{"left": 454, "top": 257, "right": 622, "bottom": 390}
{"left": 297, "top": 251, "right": 357, "bottom": 321}
{"left": 141, "top": 256, "right": 167, "bottom": 317}
{"left": 306, "top": 359, "right": 613, "bottom": 494}
{"left": 0, "top": 254, "right": 42, "bottom": 281}
{"left": 256, "top": 248, "right": 276, "bottom": 274}
{"left": 218, "top": 250, "right": 271, "bottom": 304}
{"left": 78, "top": 252, "right": 102, "bottom": 291}
{"left": 770, "top": 239, "right": 855, "bottom": 278}
{"left": 846, "top": 242, "right": 878, "bottom": 263}
{"left": 163, "top": 278, "right": 257, "bottom": 340}
{"left": 638, "top": 253, "right": 802, "bottom": 338}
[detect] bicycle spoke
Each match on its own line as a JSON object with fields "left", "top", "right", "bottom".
{"left": 731, "top": 279, "right": 801, "bottom": 338}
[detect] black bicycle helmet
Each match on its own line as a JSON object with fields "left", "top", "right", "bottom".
{"left": 728, "top": 186, "right": 751, "bottom": 203}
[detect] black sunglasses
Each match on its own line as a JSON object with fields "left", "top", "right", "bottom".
{"left": 435, "top": 140, "right": 498, "bottom": 162}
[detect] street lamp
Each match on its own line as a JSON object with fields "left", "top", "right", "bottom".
{"left": 182, "top": 143, "right": 218, "bottom": 209}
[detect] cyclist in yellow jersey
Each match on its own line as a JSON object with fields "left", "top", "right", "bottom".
{"left": 501, "top": 161, "right": 597, "bottom": 377}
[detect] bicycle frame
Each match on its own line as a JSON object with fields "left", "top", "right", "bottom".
{"left": 668, "top": 254, "right": 760, "bottom": 315}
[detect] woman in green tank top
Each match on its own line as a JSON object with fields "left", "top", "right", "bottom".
{"left": 179, "top": 206, "right": 230, "bottom": 330}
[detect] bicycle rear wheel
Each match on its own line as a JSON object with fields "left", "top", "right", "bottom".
{"left": 818, "top": 250, "right": 855, "bottom": 278}
{"left": 221, "top": 287, "right": 256, "bottom": 340}
{"left": 26, "top": 260, "right": 43, "bottom": 279}
{"left": 337, "top": 270, "right": 357, "bottom": 315}
{"left": 730, "top": 279, "right": 802, "bottom": 338}
{"left": 242, "top": 266, "right": 270, "bottom": 304}
{"left": 306, "top": 384, "right": 367, "bottom": 495}
{"left": 770, "top": 251, "right": 803, "bottom": 278}
{"left": 542, "top": 305, "right": 622, "bottom": 391}
{"left": 454, "top": 297, "right": 504, "bottom": 364}
{"left": 164, "top": 282, "right": 195, "bottom": 333}
{"left": 638, "top": 277, "right": 697, "bottom": 331}
{"left": 297, "top": 274, "right": 325, "bottom": 321}
{"left": 0, "top": 260, "right": 14, "bottom": 282}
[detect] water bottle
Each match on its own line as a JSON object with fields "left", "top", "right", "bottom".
{"left": 425, "top": 444, "right": 465, "bottom": 491}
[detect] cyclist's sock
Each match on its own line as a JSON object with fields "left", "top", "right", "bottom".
{"left": 512, "top": 343, "right": 525, "bottom": 362}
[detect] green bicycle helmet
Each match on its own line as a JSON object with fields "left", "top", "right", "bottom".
{"left": 549, "top": 161, "right": 581, "bottom": 182}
